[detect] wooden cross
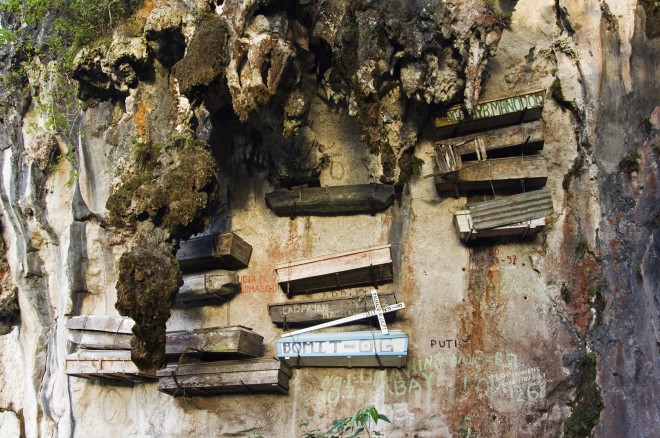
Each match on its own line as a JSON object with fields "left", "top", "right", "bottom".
{"left": 281, "top": 291, "right": 404, "bottom": 338}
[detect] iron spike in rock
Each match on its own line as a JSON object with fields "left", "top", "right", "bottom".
{"left": 157, "top": 358, "right": 292, "bottom": 396}
{"left": 176, "top": 270, "right": 241, "bottom": 305}
{"left": 268, "top": 292, "right": 399, "bottom": 327}
{"left": 434, "top": 89, "right": 545, "bottom": 138}
{"left": 433, "top": 155, "right": 548, "bottom": 197}
{"left": 176, "top": 232, "right": 252, "bottom": 273}
{"left": 275, "top": 244, "right": 394, "bottom": 295}
{"left": 276, "top": 330, "right": 409, "bottom": 368}
{"left": 265, "top": 184, "right": 395, "bottom": 217}
{"left": 65, "top": 350, "right": 157, "bottom": 383}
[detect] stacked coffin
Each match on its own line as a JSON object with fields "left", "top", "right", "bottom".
{"left": 270, "top": 244, "right": 408, "bottom": 368}
{"left": 431, "top": 90, "right": 554, "bottom": 241}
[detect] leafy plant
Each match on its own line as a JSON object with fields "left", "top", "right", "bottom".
{"left": 300, "top": 406, "right": 391, "bottom": 438}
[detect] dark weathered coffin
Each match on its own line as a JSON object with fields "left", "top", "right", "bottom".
{"left": 275, "top": 244, "right": 393, "bottom": 295}
{"left": 468, "top": 189, "right": 553, "bottom": 230}
{"left": 454, "top": 210, "right": 545, "bottom": 242}
{"left": 176, "top": 270, "right": 241, "bottom": 305}
{"left": 433, "top": 155, "right": 548, "bottom": 196}
{"left": 176, "top": 232, "right": 252, "bottom": 273}
{"left": 65, "top": 350, "right": 157, "bottom": 383}
{"left": 434, "top": 89, "right": 545, "bottom": 138}
{"left": 164, "top": 326, "right": 263, "bottom": 358}
{"left": 157, "top": 358, "right": 291, "bottom": 396}
{"left": 265, "top": 184, "right": 395, "bottom": 217}
{"left": 268, "top": 292, "right": 399, "bottom": 326}
{"left": 434, "top": 121, "right": 544, "bottom": 168}
{"left": 67, "top": 317, "right": 262, "bottom": 357}
{"left": 276, "top": 330, "right": 408, "bottom": 368}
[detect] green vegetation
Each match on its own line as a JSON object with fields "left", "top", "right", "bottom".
{"left": 563, "top": 351, "right": 604, "bottom": 437}
{"left": 484, "top": 0, "right": 512, "bottom": 29}
{"left": 574, "top": 237, "right": 589, "bottom": 258}
{"left": 619, "top": 152, "right": 641, "bottom": 174}
{"left": 300, "top": 406, "right": 391, "bottom": 438}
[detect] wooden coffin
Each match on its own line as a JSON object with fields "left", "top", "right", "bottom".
{"left": 434, "top": 89, "right": 545, "bottom": 138}
{"left": 468, "top": 189, "right": 553, "bottom": 230}
{"left": 67, "top": 315, "right": 133, "bottom": 350}
{"left": 164, "top": 325, "right": 263, "bottom": 358}
{"left": 275, "top": 244, "right": 393, "bottom": 295}
{"left": 176, "top": 270, "right": 240, "bottom": 305}
{"left": 157, "top": 358, "right": 291, "bottom": 396}
{"left": 276, "top": 330, "right": 408, "bottom": 368}
{"left": 176, "top": 232, "right": 252, "bottom": 273}
{"left": 68, "top": 317, "right": 262, "bottom": 357}
{"left": 454, "top": 211, "right": 546, "bottom": 241}
{"left": 434, "top": 121, "right": 543, "bottom": 171}
{"left": 265, "top": 184, "right": 395, "bottom": 217}
{"left": 65, "top": 350, "right": 157, "bottom": 383}
{"left": 433, "top": 155, "right": 548, "bottom": 196}
{"left": 268, "top": 292, "right": 399, "bottom": 326}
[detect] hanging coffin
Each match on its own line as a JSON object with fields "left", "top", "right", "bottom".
{"left": 433, "top": 155, "right": 548, "bottom": 196}
{"left": 157, "top": 358, "right": 292, "bottom": 396}
{"left": 65, "top": 350, "right": 157, "bottom": 383}
{"left": 434, "top": 89, "right": 545, "bottom": 138}
{"left": 434, "top": 121, "right": 544, "bottom": 169}
{"left": 275, "top": 244, "right": 394, "bottom": 295}
{"left": 268, "top": 292, "right": 399, "bottom": 326}
{"left": 176, "top": 270, "right": 241, "bottom": 305}
{"left": 176, "top": 232, "right": 252, "bottom": 273}
{"left": 66, "top": 315, "right": 134, "bottom": 350}
{"left": 68, "top": 317, "right": 263, "bottom": 357}
{"left": 276, "top": 330, "right": 408, "bottom": 368}
{"left": 265, "top": 184, "right": 395, "bottom": 217}
{"left": 453, "top": 189, "right": 553, "bottom": 241}
{"left": 164, "top": 325, "right": 263, "bottom": 358}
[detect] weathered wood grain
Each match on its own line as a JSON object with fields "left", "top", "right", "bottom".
{"left": 434, "top": 155, "right": 548, "bottom": 196}
{"left": 268, "top": 292, "right": 399, "bottom": 326}
{"left": 66, "top": 315, "right": 134, "bottom": 333}
{"left": 157, "top": 358, "right": 291, "bottom": 396}
{"left": 467, "top": 188, "right": 553, "bottom": 230}
{"left": 275, "top": 244, "right": 393, "bottom": 295}
{"left": 176, "top": 232, "right": 252, "bottom": 273}
{"left": 265, "top": 184, "right": 395, "bottom": 217}
{"left": 165, "top": 326, "right": 263, "bottom": 357}
{"left": 176, "top": 270, "right": 240, "bottom": 305}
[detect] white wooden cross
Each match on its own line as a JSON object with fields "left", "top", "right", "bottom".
{"left": 281, "top": 290, "right": 404, "bottom": 338}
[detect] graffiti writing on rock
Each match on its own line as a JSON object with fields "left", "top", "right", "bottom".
{"left": 240, "top": 273, "right": 278, "bottom": 293}
{"left": 431, "top": 335, "right": 472, "bottom": 349}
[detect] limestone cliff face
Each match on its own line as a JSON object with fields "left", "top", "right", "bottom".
{"left": 0, "top": 1, "right": 658, "bottom": 437}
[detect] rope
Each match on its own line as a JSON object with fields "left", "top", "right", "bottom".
{"left": 240, "top": 380, "right": 256, "bottom": 394}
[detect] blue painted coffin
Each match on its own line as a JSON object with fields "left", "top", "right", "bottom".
{"left": 276, "top": 330, "right": 408, "bottom": 368}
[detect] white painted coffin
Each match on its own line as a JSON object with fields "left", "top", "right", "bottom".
{"left": 276, "top": 330, "right": 408, "bottom": 368}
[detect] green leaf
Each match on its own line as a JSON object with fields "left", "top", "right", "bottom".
{"left": 377, "top": 414, "right": 391, "bottom": 424}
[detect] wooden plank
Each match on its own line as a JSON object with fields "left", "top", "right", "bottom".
{"left": 434, "top": 155, "right": 548, "bottom": 195}
{"left": 275, "top": 244, "right": 393, "bottom": 295}
{"left": 276, "top": 330, "right": 408, "bottom": 368}
{"left": 265, "top": 184, "right": 395, "bottom": 217}
{"left": 66, "top": 315, "right": 134, "bottom": 333}
{"left": 435, "top": 120, "right": 544, "bottom": 161}
{"left": 468, "top": 189, "right": 553, "bottom": 230}
{"left": 453, "top": 210, "right": 546, "bottom": 242}
{"left": 434, "top": 89, "right": 545, "bottom": 138}
{"left": 268, "top": 292, "right": 399, "bottom": 326}
{"left": 65, "top": 350, "right": 157, "bottom": 382}
{"left": 176, "top": 232, "right": 252, "bottom": 273}
{"left": 157, "top": 358, "right": 290, "bottom": 396}
{"left": 165, "top": 326, "right": 263, "bottom": 357}
{"left": 176, "top": 270, "right": 240, "bottom": 305}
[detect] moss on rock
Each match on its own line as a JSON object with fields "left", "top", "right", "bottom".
{"left": 115, "top": 242, "right": 181, "bottom": 370}
{"left": 106, "top": 135, "right": 218, "bottom": 238}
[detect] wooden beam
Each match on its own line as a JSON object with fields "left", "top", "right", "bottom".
{"left": 65, "top": 350, "right": 157, "bottom": 382}
{"left": 176, "top": 270, "right": 240, "bottom": 305}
